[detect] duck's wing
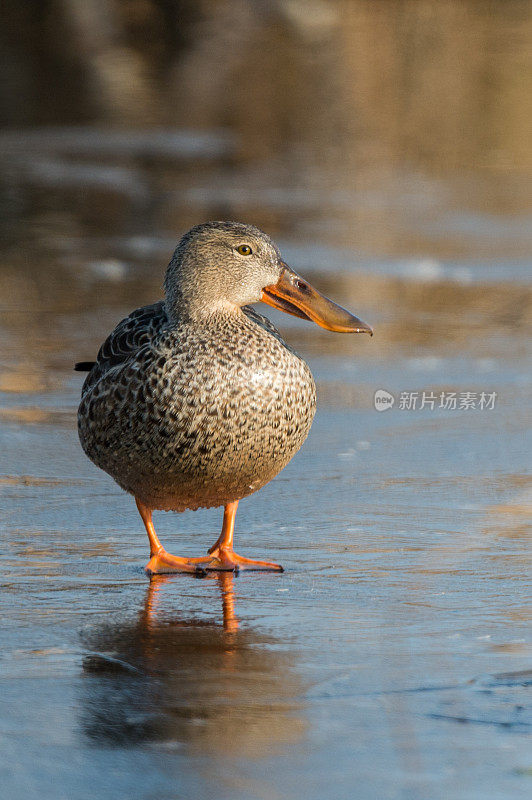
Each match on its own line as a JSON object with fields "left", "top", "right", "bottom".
{"left": 242, "top": 305, "right": 287, "bottom": 343}
{"left": 77, "top": 301, "right": 168, "bottom": 394}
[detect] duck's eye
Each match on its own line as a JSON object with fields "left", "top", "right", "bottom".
{"left": 236, "top": 244, "right": 253, "bottom": 256}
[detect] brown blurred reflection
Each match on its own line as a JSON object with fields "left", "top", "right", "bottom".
{"left": 3, "top": 1, "right": 530, "bottom": 174}
{"left": 80, "top": 574, "right": 306, "bottom": 755}
{"left": 1, "top": 1, "right": 530, "bottom": 255}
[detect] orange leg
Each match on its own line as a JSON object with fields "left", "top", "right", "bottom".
{"left": 137, "top": 497, "right": 283, "bottom": 575}
{"left": 137, "top": 498, "right": 204, "bottom": 574}
{"left": 206, "top": 501, "right": 283, "bottom": 572}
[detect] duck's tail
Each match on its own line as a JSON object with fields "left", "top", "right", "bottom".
{"left": 74, "top": 362, "right": 96, "bottom": 372}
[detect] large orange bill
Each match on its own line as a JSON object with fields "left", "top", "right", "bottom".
{"left": 261, "top": 264, "right": 373, "bottom": 335}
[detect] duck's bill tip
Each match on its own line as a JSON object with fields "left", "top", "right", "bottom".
{"left": 261, "top": 267, "right": 373, "bottom": 336}
{"left": 352, "top": 321, "right": 373, "bottom": 336}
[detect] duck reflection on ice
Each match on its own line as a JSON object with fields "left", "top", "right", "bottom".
{"left": 80, "top": 574, "right": 305, "bottom": 756}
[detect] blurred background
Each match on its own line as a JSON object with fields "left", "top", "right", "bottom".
{"left": 1, "top": 3, "right": 531, "bottom": 800}
{"left": 0, "top": 0, "right": 531, "bottom": 391}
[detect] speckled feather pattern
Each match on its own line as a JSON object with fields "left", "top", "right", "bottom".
{"left": 78, "top": 301, "right": 316, "bottom": 511}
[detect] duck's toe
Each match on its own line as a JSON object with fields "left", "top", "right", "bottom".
{"left": 205, "top": 545, "right": 284, "bottom": 573}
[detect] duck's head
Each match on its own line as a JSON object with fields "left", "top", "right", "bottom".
{"left": 165, "top": 221, "right": 372, "bottom": 335}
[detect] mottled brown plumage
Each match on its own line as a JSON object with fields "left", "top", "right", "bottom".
{"left": 79, "top": 298, "right": 316, "bottom": 512}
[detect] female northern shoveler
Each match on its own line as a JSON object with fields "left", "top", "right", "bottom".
{"left": 76, "top": 222, "right": 372, "bottom": 574}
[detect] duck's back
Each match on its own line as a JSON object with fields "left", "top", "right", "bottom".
{"left": 78, "top": 302, "right": 316, "bottom": 511}
{"left": 79, "top": 301, "right": 167, "bottom": 395}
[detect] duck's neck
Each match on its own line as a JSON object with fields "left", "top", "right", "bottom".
{"left": 164, "top": 252, "right": 242, "bottom": 324}
{"left": 164, "top": 294, "right": 242, "bottom": 326}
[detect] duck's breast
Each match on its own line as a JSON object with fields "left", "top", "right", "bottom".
{"left": 79, "top": 311, "right": 316, "bottom": 510}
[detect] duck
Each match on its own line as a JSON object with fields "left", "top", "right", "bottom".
{"left": 76, "top": 221, "right": 372, "bottom": 574}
